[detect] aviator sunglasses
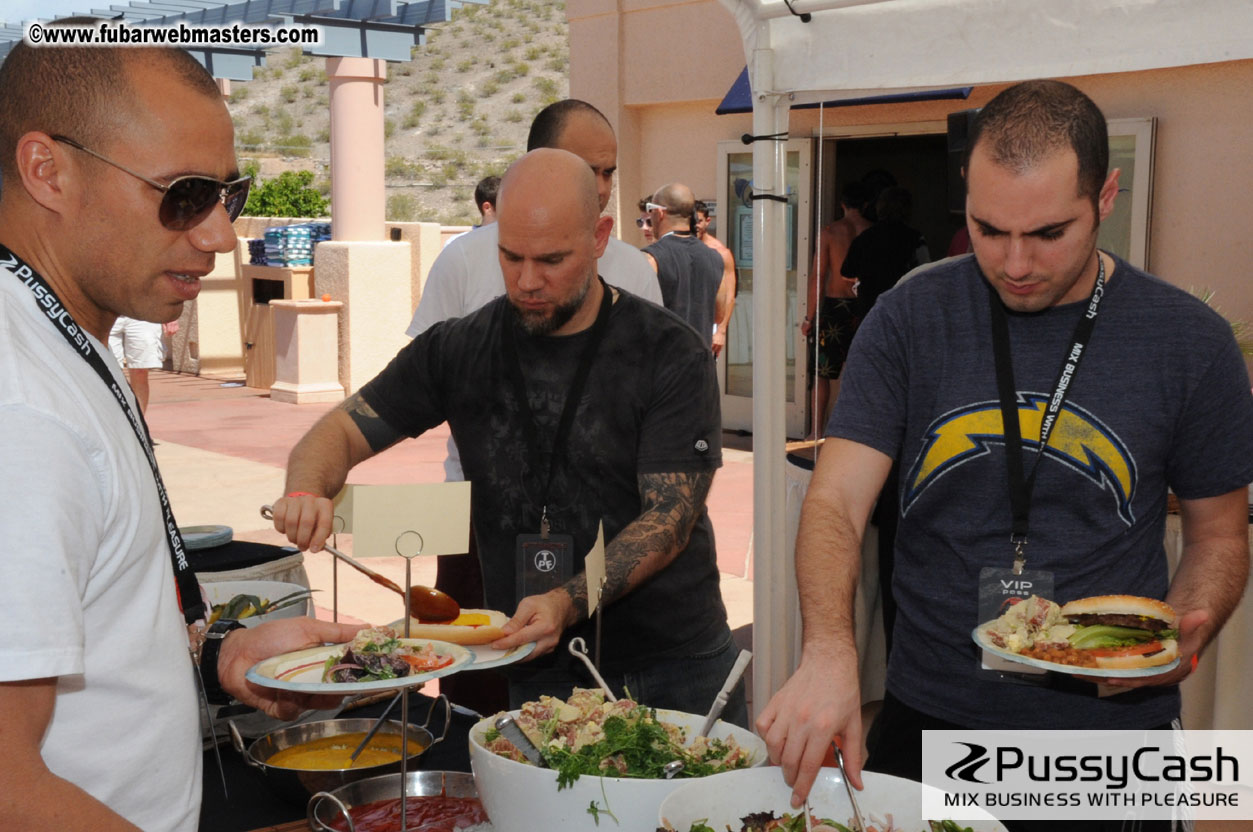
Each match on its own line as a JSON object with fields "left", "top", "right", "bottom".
{"left": 53, "top": 135, "right": 252, "bottom": 231}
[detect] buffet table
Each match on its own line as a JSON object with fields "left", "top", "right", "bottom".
{"left": 200, "top": 692, "right": 481, "bottom": 832}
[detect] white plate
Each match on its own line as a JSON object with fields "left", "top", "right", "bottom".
{"left": 658, "top": 767, "right": 1007, "bottom": 831}
{"left": 245, "top": 638, "right": 473, "bottom": 694}
{"left": 466, "top": 640, "right": 536, "bottom": 670}
{"left": 972, "top": 624, "right": 1180, "bottom": 678}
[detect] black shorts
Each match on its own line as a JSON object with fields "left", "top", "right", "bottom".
{"left": 812, "top": 296, "right": 862, "bottom": 379}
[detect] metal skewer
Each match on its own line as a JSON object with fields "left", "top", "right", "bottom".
{"left": 348, "top": 690, "right": 403, "bottom": 764}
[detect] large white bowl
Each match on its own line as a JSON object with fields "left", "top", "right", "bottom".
{"left": 469, "top": 708, "right": 766, "bottom": 832}
{"left": 202, "top": 580, "right": 311, "bottom": 628}
{"left": 658, "top": 767, "right": 1008, "bottom": 831}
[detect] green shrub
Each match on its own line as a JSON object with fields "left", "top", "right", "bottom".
{"left": 511, "top": 92, "right": 526, "bottom": 104}
{"left": 298, "top": 66, "right": 320, "bottom": 83}
{"left": 384, "top": 118, "right": 396, "bottom": 138}
{"left": 513, "top": 61, "right": 530, "bottom": 76}
{"left": 243, "top": 170, "right": 329, "bottom": 217}
{"left": 479, "top": 80, "right": 499, "bottom": 98}
{"left": 533, "top": 77, "right": 559, "bottom": 97}
{"left": 504, "top": 109, "right": 524, "bottom": 123}
{"left": 386, "top": 156, "right": 420, "bottom": 178}
{"left": 237, "top": 129, "right": 264, "bottom": 148}
{"left": 231, "top": 85, "right": 249, "bottom": 101}
{"left": 387, "top": 193, "right": 420, "bottom": 222}
{"left": 275, "top": 133, "right": 312, "bottom": 158}
{"left": 525, "top": 46, "right": 542, "bottom": 61}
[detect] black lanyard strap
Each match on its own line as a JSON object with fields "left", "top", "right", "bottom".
{"left": 1, "top": 244, "right": 204, "bottom": 623}
{"left": 501, "top": 277, "right": 613, "bottom": 534}
{"left": 987, "top": 254, "right": 1106, "bottom": 572}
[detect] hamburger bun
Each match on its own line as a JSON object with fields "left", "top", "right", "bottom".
{"left": 1059, "top": 595, "right": 1178, "bottom": 627}
{"left": 1093, "top": 638, "right": 1179, "bottom": 670}
{"left": 386, "top": 609, "right": 508, "bottom": 646}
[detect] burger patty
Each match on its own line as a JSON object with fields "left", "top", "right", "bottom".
{"left": 1067, "top": 613, "right": 1168, "bottom": 632}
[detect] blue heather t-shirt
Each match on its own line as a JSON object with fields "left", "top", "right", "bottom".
{"left": 830, "top": 253, "right": 1253, "bottom": 729}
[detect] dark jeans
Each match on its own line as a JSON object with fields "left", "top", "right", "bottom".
{"left": 506, "top": 629, "right": 749, "bottom": 729}
{"left": 866, "top": 691, "right": 1181, "bottom": 832}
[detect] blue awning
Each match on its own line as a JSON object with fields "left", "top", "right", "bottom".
{"left": 715, "top": 66, "right": 972, "bottom": 115}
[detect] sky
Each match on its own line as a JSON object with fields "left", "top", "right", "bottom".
{"left": 4, "top": 0, "right": 102, "bottom": 26}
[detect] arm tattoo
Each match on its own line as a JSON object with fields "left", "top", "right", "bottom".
{"left": 561, "top": 470, "right": 715, "bottom": 617}
{"left": 337, "top": 392, "right": 403, "bottom": 452}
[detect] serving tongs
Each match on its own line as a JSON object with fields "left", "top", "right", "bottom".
{"left": 495, "top": 714, "right": 547, "bottom": 767}
{"left": 696, "top": 649, "right": 752, "bottom": 739}
{"left": 567, "top": 637, "right": 617, "bottom": 701}
{"left": 259, "top": 504, "right": 459, "bottom": 622}
{"left": 833, "top": 742, "right": 867, "bottom": 832}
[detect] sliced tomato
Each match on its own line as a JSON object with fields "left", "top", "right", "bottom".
{"left": 400, "top": 652, "right": 455, "bottom": 672}
{"left": 1088, "top": 641, "right": 1163, "bottom": 658}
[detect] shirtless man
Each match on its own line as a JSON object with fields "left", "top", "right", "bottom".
{"left": 695, "top": 201, "right": 736, "bottom": 357}
{"left": 802, "top": 180, "right": 872, "bottom": 436}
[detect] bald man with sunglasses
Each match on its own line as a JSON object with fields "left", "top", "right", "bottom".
{"left": 0, "top": 38, "right": 359, "bottom": 832}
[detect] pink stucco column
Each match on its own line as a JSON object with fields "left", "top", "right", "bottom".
{"left": 326, "top": 57, "right": 387, "bottom": 241}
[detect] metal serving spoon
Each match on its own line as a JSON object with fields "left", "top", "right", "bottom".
{"left": 260, "top": 504, "right": 460, "bottom": 622}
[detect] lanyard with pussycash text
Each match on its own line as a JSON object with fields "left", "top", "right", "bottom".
{"left": 0, "top": 243, "right": 204, "bottom": 623}
{"left": 987, "top": 253, "right": 1106, "bottom": 575}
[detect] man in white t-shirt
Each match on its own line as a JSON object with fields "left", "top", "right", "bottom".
{"left": 0, "top": 38, "right": 359, "bottom": 832}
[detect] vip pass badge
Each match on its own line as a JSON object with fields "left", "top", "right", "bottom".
{"left": 515, "top": 507, "right": 574, "bottom": 601}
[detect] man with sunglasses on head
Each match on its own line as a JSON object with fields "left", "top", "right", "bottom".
{"left": 0, "top": 37, "right": 360, "bottom": 832}
{"left": 642, "top": 184, "right": 731, "bottom": 355}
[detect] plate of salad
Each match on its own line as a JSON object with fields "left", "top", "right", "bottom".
{"left": 657, "top": 768, "right": 1008, "bottom": 832}
{"left": 245, "top": 626, "right": 472, "bottom": 694}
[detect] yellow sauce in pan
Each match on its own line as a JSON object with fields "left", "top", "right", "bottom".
{"left": 265, "top": 733, "right": 422, "bottom": 770}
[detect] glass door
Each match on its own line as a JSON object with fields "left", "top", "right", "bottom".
{"left": 716, "top": 138, "right": 812, "bottom": 437}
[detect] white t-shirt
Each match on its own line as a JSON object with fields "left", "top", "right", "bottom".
{"left": 406, "top": 224, "right": 662, "bottom": 480}
{"left": 0, "top": 264, "right": 200, "bottom": 831}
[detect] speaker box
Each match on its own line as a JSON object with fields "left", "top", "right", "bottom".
{"left": 947, "top": 108, "right": 980, "bottom": 214}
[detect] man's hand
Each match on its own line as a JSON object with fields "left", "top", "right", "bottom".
{"left": 712, "top": 328, "right": 727, "bottom": 357}
{"left": 800, "top": 318, "right": 813, "bottom": 337}
{"left": 271, "top": 493, "right": 335, "bottom": 552}
{"left": 492, "top": 589, "right": 575, "bottom": 659}
{"left": 217, "top": 617, "right": 364, "bottom": 719}
{"left": 756, "top": 649, "right": 865, "bottom": 808}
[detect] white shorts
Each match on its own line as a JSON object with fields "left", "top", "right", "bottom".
{"left": 108, "top": 317, "right": 165, "bottom": 369}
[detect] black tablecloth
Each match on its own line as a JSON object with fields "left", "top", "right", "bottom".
{"left": 198, "top": 693, "right": 480, "bottom": 832}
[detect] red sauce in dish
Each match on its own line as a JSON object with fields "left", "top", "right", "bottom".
{"left": 328, "top": 795, "right": 489, "bottom": 832}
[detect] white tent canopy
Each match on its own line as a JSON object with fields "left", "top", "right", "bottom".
{"left": 717, "top": 0, "right": 1253, "bottom": 713}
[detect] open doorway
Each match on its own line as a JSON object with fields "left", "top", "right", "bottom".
{"left": 815, "top": 132, "right": 959, "bottom": 265}
{"left": 805, "top": 131, "right": 958, "bottom": 432}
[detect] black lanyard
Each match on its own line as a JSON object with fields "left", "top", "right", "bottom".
{"left": 987, "top": 254, "right": 1106, "bottom": 573}
{"left": 1, "top": 244, "right": 204, "bottom": 623}
{"left": 501, "top": 278, "right": 613, "bottom": 535}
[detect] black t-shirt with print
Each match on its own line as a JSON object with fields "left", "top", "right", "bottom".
{"left": 360, "top": 287, "right": 728, "bottom": 675}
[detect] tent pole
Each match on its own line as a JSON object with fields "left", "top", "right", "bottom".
{"left": 749, "top": 44, "right": 794, "bottom": 719}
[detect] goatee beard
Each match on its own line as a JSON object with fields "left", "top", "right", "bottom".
{"left": 511, "top": 277, "right": 592, "bottom": 336}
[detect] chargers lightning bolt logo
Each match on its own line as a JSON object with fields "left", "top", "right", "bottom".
{"left": 904, "top": 394, "right": 1136, "bottom": 526}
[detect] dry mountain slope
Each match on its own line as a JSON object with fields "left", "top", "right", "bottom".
{"left": 227, "top": 0, "right": 569, "bottom": 225}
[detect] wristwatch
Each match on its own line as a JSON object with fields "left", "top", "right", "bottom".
{"left": 197, "top": 619, "right": 246, "bottom": 705}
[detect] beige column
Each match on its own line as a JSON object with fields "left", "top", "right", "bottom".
{"left": 326, "top": 57, "right": 387, "bottom": 242}
{"left": 314, "top": 241, "right": 412, "bottom": 394}
{"left": 270, "top": 299, "right": 346, "bottom": 404}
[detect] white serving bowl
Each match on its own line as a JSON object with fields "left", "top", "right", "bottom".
{"left": 202, "top": 580, "right": 311, "bottom": 627}
{"left": 658, "top": 766, "right": 1008, "bottom": 831}
{"left": 469, "top": 708, "right": 766, "bottom": 832}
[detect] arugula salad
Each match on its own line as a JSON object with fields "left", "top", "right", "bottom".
{"left": 482, "top": 688, "right": 753, "bottom": 788}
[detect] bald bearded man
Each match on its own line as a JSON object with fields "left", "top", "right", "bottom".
{"left": 273, "top": 149, "right": 746, "bottom": 723}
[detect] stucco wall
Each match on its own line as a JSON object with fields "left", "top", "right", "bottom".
{"left": 570, "top": 0, "right": 1253, "bottom": 373}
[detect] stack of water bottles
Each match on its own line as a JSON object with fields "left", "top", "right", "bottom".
{"left": 258, "top": 222, "right": 332, "bottom": 267}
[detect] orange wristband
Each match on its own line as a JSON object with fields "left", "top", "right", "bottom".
{"left": 1189, "top": 654, "right": 1199, "bottom": 675}
{"left": 286, "top": 491, "right": 319, "bottom": 499}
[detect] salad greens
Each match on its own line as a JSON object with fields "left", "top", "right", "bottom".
{"left": 1068, "top": 624, "right": 1178, "bottom": 649}
{"left": 548, "top": 703, "right": 744, "bottom": 789}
